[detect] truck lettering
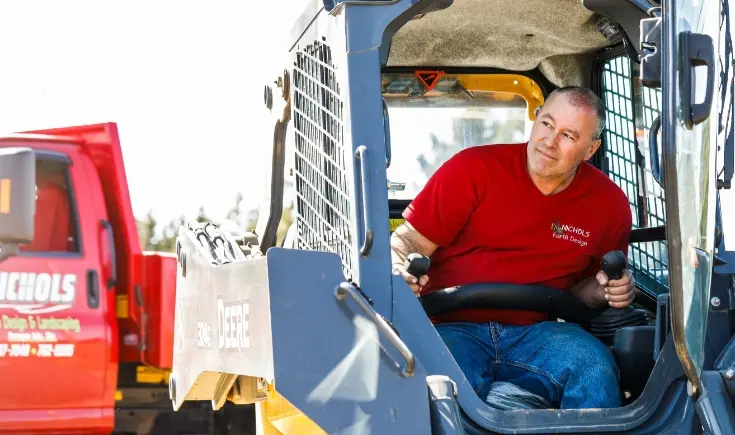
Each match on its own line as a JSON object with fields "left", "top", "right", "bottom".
{"left": 2, "top": 315, "right": 28, "bottom": 331}
{"left": 0, "top": 272, "right": 76, "bottom": 304}
{"left": 217, "top": 297, "right": 250, "bottom": 353}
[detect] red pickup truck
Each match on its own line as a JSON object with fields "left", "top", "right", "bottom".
{"left": 0, "top": 123, "right": 253, "bottom": 434}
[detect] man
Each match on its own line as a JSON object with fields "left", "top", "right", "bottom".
{"left": 391, "top": 86, "right": 635, "bottom": 410}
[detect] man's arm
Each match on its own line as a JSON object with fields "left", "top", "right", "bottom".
{"left": 570, "top": 270, "right": 636, "bottom": 309}
{"left": 391, "top": 222, "right": 438, "bottom": 294}
{"left": 571, "top": 189, "right": 635, "bottom": 309}
{"left": 391, "top": 147, "right": 485, "bottom": 294}
{"left": 569, "top": 275, "right": 609, "bottom": 309}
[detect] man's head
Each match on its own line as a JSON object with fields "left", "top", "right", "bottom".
{"left": 527, "top": 86, "right": 605, "bottom": 183}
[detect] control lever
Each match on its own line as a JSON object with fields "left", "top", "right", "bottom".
{"left": 404, "top": 253, "right": 430, "bottom": 296}
{"left": 599, "top": 250, "right": 634, "bottom": 315}
{"left": 589, "top": 250, "right": 648, "bottom": 339}
{"left": 601, "top": 250, "right": 626, "bottom": 281}
{"left": 405, "top": 253, "right": 430, "bottom": 279}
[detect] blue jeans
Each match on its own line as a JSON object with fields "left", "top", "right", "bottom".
{"left": 435, "top": 320, "right": 622, "bottom": 409}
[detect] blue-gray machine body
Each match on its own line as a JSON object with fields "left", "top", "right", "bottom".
{"left": 168, "top": 0, "right": 735, "bottom": 433}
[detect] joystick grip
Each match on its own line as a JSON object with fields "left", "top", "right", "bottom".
{"left": 601, "top": 250, "right": 626, "bottom": 280}
{"left": 404, "top": 253, "right": 430, "bottom": 278}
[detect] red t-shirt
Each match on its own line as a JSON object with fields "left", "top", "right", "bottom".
{"left": 402, "top": 142, "right": 632, "bottom": 326}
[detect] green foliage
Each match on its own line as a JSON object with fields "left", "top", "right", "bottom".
{"left": 417, "top": 109, "right": 526, "bottom": 178}
{"left": 135, "top": 193, "right": 294, "bottom": 253}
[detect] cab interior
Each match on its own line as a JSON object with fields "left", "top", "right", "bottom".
{"left": 276, "top": 0, "right": 687, "bottom": 429}
{"left": 379, "top": 0, "right": 670, "bottom": 413}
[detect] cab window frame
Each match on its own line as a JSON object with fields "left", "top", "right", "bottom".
{"left": 594, "top": 45, "right": 668, "bottom": 308}
{"left": 381, "top": 67, "right": 551, "bottom": 202}
{"left": 18, "top": 150, "right": 83, "bottom": 259}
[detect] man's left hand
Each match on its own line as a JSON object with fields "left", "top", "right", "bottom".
{"left": 596, "top": 269, "right": 636, "bottom": 308}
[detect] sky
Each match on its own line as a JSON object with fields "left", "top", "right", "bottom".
{"left": 0, "top": 1, "right": 732, "bottom": 248}
{"left": 0, "top": 1, "right": 301, "bottom": 223}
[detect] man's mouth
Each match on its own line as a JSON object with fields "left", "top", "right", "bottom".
{"left": 536, "top": 148, "right": 557, "bottom": 161}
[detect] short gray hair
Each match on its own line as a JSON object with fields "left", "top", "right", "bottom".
{"left": 537, "top": 86, "right": 606, "bottom": 140}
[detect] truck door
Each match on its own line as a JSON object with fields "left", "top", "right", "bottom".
{"left": 659, "top": 0, "right": 721, "bottom": 396}
{"left": 0, "top": 148, "right": 110, "bottom": 427}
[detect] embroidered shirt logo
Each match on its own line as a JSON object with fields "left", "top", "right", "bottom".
{"left": 551, "top": 221, "right": 590, "bottom": 247}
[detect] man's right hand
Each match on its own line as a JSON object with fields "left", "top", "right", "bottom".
{"left": 390, "top": 221, "right": 438, "bottom": 296}
{"left": 393, "top": 264, "right": 430, "bottom": 295}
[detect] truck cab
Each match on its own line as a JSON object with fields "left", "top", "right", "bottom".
{"left": 0, "top": 129, "right": 120, "bottom": 433}
{"left": 0, "top": 124, "right": 196, "bottom": 434}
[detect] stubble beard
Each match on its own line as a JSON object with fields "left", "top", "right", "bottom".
{"left": 527, "top": 150, "right": 578, "bottom": 193}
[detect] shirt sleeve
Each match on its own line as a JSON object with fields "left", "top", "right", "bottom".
{"left": 402, "top": 148, "right": 485, "bottom": 246}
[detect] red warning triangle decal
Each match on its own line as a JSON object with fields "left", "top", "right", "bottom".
{"left": 415, "top": 70, "right": 444, "bottom": 91}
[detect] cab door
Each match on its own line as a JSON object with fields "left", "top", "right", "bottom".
{"left": 0, "top": 145, "right": 110, "bottom": 431}
{"left": 659, "top": 0, "right": 721, "bottom": 395}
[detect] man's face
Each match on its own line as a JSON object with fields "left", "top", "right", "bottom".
{"left": 527, "top": 93, "right": 601, "bottom": 180}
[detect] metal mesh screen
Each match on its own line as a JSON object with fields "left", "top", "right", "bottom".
{"left": 291, "top": 38, "right": 355, "bottom": 280}
{"left": 601, "top": 55, "right": 668, "bottom": 295}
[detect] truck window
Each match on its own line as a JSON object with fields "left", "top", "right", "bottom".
{"left": 20, "top": 159, "right": 80, "bottom": 254}
{"left": 600, "top": 54, "right": 667, "bottom": 297}
{"left": 383, "top": 72, "right": 539, "bottom": 200}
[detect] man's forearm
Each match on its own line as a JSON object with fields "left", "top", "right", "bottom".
{"left": 569, "top": 276, "right": 608, "bottom": 309}
{"left": 390, "top": 231, "right": 423, "bottom": 269}
{"left": 390, "top": 222, "right": 439, "bottom": 275}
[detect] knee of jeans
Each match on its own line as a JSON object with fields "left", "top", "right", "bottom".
{"left": 573, "top": 336, "right": 619, "bottom": 381}
{"left": 551, "top": 325, "right": 620, "bottom": 380}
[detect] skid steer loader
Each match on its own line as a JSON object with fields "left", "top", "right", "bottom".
{"left": 168, "top": 0, "right": 735, "bottom": 433}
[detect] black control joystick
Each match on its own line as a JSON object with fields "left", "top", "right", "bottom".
{"left": 601, "top": 250, "right": 627, "bottom": 281}
{"left": 404, "top": 253, "right": 431, "bottom": 280}
{"left": 590, "top": 250, "right": 648, "bottom": 345}
{"left": 601, "top": 250, "right": 627, "bottom": 313}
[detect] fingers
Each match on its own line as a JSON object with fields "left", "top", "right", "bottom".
{"left": 402, "top": 270, "right": 428, "bottom": 286}
{"left": 604, "top": 289, "right": 634, "bottom": 303}
{"left": 605, "top": 275, "right": 636, "bottom": 308}
{"left": 605, "top": 291, "right": 635, "bottom": 308}
{"left": 606, "top": 270, "right": 633, "bottom": 287}
{"left": 408, "top": 274, "right": 429, "bottom": 295}
{"left": 394, "top": 266, "right": 429, "bottom": 295}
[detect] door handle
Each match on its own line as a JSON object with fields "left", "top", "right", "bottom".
{"left": 101, "top": 219, "right": 117, "bottom": 289}
{"left": 680, "top": 31, "right": 715, "bottom": 129}
{"left": 649, "top": 115, "right": 663, "bottom": 184}
{"left": 383, "top": 97, "right": 392, "bottom": 168}
{"left": 87, "top": 269, "right": 100, "bottom": 309}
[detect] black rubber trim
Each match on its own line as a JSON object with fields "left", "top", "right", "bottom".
{"left": 419, "top": 283, "right": 606, "bottom": 328}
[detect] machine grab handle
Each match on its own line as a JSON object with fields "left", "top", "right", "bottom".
{"left": 335, "top": 282, "right": 415, "bottom": 377}
{"left": 355, "top": 145, "right": 374, "bottom": 256}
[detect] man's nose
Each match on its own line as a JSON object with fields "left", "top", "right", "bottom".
{"left": 543, "top": 131, "right": 562, "bottom": 148}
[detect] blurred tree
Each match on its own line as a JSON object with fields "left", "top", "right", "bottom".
{"left": 416, "top": 109, "right": 526, "bottom": 180}
{"left": 196, "top": 206, "right": 210, "bottom": 223}
{"left": 135, "top": 193, "right": 295, "bottom": 253}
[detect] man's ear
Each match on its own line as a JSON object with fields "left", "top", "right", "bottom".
{"left": 584, "top": 138, "right": 602, "bottom": 160}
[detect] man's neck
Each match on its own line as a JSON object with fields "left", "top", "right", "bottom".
{"left": 529, "top": 167, "right": 579, "bottom": 196}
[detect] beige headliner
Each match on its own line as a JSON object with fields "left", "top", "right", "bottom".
{"left": 386, "top": 0, "right": 614, "bottom": 87}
